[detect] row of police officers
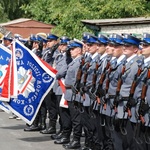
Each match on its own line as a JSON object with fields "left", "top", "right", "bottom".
{"left": 3, "top": 31, "right": 150, "bottom": 150}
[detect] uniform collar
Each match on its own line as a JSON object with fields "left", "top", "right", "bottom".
{"left": 73, "top": 55, "right": 82, "bottom": 62}
{"left": 144, "top": 57, "right": 150, "bottom": 64}
{"left": 117, "top": 55, "right": 126, "bottom": 65}
{"left": 91, "top": 52, "right": 98, "bottom": 59}
{"left": 126, "top": 54, "right": 137, "bottom": 63}
{"left": 100, "top": 53, "right": 107, "bottom": 60}
{"left": 111, "top": 56, "right": 116, "bottom": 61}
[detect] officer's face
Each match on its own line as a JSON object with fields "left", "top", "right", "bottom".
{"left": 32, "top": 41, "right": 39, "bottom": 49}
{"left": 112, "top": 45, "right": 123, "bottom": 58}
{"left": 57, "top": 44, "right": 63, "bottom": 52}
{"left": 3, "top": 39, "right": 11, "bottom": 47}
{"left": 141, "top": 44, "right": 150, "bottom": 57}
{"left": 82, "top": 43, "right": 88, "bottom": 54}
{"left": 106, "top": 43, "right": 114, "bottom": 55}
{"left": 97, "top": 44, "right": 106, "bottom": 54}
{"left": 70, "top": 47, "right": 82, "bottom": 58}
{"left": 123, "top": 45, "right": 138, "bottom": 58}
{"left": 88, "top": 43, "right": 98, "bottom": 55}
{"left": 60, "top": 44, "right": 67, "bottom": 52}
{"left": 47, "top": 39, "right": 57, "bottom": 48}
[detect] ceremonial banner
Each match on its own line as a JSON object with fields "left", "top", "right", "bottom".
{"left": 6, "top": 40, "right": 56, "bottom": 125}
{"left": 0, "top": 101, "right": 10, "bottom": 113}
{"left": 0, "top": 44, "right": 12, "bottom": 101}
{"left": 40, "top": 60, "right": 68, "bottom": 108}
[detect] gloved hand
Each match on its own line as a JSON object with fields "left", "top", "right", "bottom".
{"left": 96, "top": 86, "right": 105, "bottom": 97}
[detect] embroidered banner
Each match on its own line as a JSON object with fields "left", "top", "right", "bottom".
{"left": 6, "top": 40, "right": 56, "bottom": 125}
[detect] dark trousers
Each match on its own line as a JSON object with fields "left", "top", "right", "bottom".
{"left": 112, "top": 120, "right": 147, "bottom": 150}
{"left": 55, "top": 95, "right": 63, "bottom": 130}
{"left": 102, "top": 116, "right": 114, "bottom": 149}
{"left": 60, "top": 101, "right": 82, "bottom": 140}
{"left": 40, "top": 100, "right": 47, "bottom": 119}
{"left": 81, "top": 106, "right": 103, "bottom": 148}
{"left": 45, "top": 89, "right": 57, "bottom": 127}
{"left": 68, "top": 101, "right": 82, "bottom": 140}
{"left": 59, "top": 105, "right": 72, "bottom": 137}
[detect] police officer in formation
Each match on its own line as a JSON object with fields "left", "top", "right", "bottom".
{"left": 40, "top": 34, "right": 60, "bottom": 134}
{"left": 51, "top": 36, "right": 72, "bottom": 140}
{"left": 8, "top": 31, "right": 150, "bottom": 150}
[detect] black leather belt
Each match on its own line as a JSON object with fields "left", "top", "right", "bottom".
{"left": 109, "top": 95, "right": 115, "bottom": 98}
{"left": 108, "top": 95, "right": 129, "bottom": 101}
{"left": 121, "top": 97, "right": 129, "bottom": 101}
{"left": 65, "top": 86, "right": 72, "bottom": 89}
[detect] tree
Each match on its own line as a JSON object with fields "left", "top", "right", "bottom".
{"left": 0, "top": 3, "right": 9, "bottom": 22}
{"left": 19, "top": 0, "right": 150, "bottom": 38}
{"left": 0, "top": 0, "right": 31, "bottom": 21}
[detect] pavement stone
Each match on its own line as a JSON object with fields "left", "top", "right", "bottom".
{"left": 0, "top": 111, "right": 65, "bottom": 150}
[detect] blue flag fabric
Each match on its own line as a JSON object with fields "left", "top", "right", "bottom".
{"left": 6, "top": 40, "right": 56, "bottom": 125}
{"left": 0, "top": 101, "right": 10, "bottom": 113}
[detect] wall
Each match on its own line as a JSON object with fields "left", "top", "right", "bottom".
{"left": 3, "top": 20, "right": 54, "bottom": 38}
{"left": 101, "top": 24, "right": 150, "bottom": 34}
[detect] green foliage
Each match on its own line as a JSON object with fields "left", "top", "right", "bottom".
{"left": 20, "top": 0, "right": 150, "bottom": 38}
{"left": 99, "top": 0, "right": 147, "bottom": 18}
{"left": 0, "top": 3, "right": 8, "bottom": 22}
{"left": 0, "top": 0, "right": 31, "bottom": 21}
{"left": 1, "top": 0, "right": 150, "bottom": 38}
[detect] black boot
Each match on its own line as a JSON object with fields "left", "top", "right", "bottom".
{"left": 82, "top": 140, "right": 94, "bottom": 150}
{"left": 40, "top": 117, "right": 46, "bottom": 131}
{"left": 51, "top": 128, "right": 63, "bottom": 140}
{"left": 24, "top": 116, "right": 40, "bottom": 132}
{"left": 51, "top": 132, "right": 63, "bottom": 140}
{"left": 54, "top": 133, "right": 70, "bottom": 144}
{"left": 40, "top": 120, "right": 56, "bottom": 134}
{"left": 40, "top": 126, "right": 56, "bottom": 134}
{"left": 63, "top": 138, "right": 81, "bottom": 149}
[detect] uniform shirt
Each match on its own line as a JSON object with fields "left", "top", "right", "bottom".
{"left": 42, "top": 47, "right": 59, "bottom": 65}
{"left": 117, "top": 54, "right": 140, "bottom": 119}
{"left": 105, "top": 55, "right": 126, "bottom": 116}
{"left": 64, "top": 56, "right": 82, "bottom": 101}
{"left": 130, "top": 57, "right": 150, "bottom": 125}
{"left": 55, "top": 53, "right": 72, "bottom": 95}
{"left": 82, "top": 52, "right": 100, "bottom": 106}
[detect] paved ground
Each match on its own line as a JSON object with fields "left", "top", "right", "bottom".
{"left": 0, "top": 110, "right": 67, "bottom": 150}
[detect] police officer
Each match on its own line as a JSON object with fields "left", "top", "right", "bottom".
{"left": 51, "top": 36, "right": 72, "bottom": 140}
{"left": 24, "top": 34, "right": 35, "bottom": 50}
{"left": 104, "top": 34, "right": 126, "bottom": 150}
{"left": 80, "top": 34, "right": 103, "bottom": 150}
{"left": 113, "top": 34, "right": 141, "bottom": 150}
{"left": 129, "top": 33, "right": 150, "bottom": 150}
{"left": 3, "top": 32, "right": 13, "bottom": 49}
{"left": 40, "top": 34, "right": 60, "bottom": 134}
{"left": 96, "top": 34, "right": 117, "bottom": 150}
{"left": 55, "top": 39, "right": 83, "bottom": 149}
{"left": 30, "top": 35, "right": 43, "bottom": 58}
{"left": 42, "top": 33, "right": 59, "bottom": 65}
